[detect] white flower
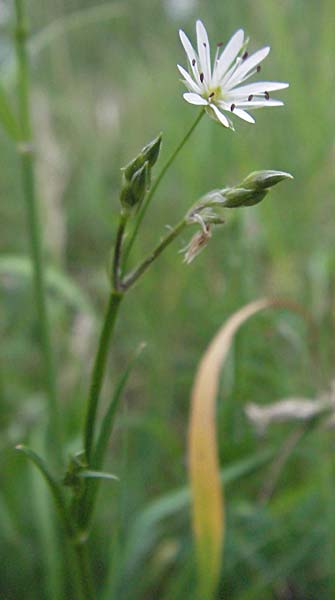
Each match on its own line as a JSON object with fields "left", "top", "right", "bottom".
{"left": 178, "top": 20, "right": 289, "bottom": 128}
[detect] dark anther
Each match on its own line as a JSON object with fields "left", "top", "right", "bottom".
{"left": 230, "top": 103, "right": 235, "bottom": 112}
{"left": 264, "top": 91, "right": 270, "bottom": 100}
{"left": 242, "top": 51, "right": 249, "bottom": 60}
{"left": 209, "top": 92, "right": 215, "bottom": 98}
{"left": 248, "top": 94, "right": 253, "bottom": 101}
{"left": 200, "top": 72, "right": 204, "bottom": 83}
{"left": 256, "top": 65, "right": 261, "bottom": 72}
{"left": 192, "top": 59, "right": 196, "bottom": 66}
{"left": 217, "top": 41, "right": 223, "bottom": 47}
{"left": 203, "top": 42, "right": 207, "bottom": 48}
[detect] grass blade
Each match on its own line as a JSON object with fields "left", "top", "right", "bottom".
{"left": 15, "top": 445, "right": 73, "bottom": 537}
{"left": 188, "top": 297, "right": 311, "bottom": 599}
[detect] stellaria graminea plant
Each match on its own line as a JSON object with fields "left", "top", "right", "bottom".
{"left": 2, "top": 4, "right": 293, "bottom": 598}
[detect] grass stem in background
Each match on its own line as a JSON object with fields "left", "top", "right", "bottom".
{"left": 14, "top": 0, "right": 62, "bottom": 463}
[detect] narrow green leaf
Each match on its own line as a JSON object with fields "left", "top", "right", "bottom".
{"left": 78, "top": 470, "right": 119, "bottom": 482}
{"left": 15, "top": 445, "right": 73, "bottom": 537}
{"left": 78, "top": 343, "right": 145, "bottom": 530}
{"left": 93, "top": 342, "right": 146, "bottom": 471}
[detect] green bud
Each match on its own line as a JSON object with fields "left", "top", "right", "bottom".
{"left": 120, "top": 178, "right": 136, "bottom": 208}
{"left": 142, "top": 133, "right": 162, "bottom": 168}
{"left": 241, "top": 170, "right": 293, "bottom": 191}
{"left": 222, "top": 187, "right": 268, "bottom": 208}
{"left": 131, "top": 161, "right": 149, "bottom": 204}
{"left": 122, "top": 154, "right": 145, "bottom": 181}
{"left": 120, "top": 162, "right": 149, "bottom": 209}
{"left": 121, "top": 133, "right": 162, "bottom": 181}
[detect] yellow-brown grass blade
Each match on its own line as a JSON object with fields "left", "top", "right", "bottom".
{"left": 188, "top": 297, "right": 312, "bottom": 599}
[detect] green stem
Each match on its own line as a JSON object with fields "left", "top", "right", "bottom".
{"left": 112, "top": 211, "right": 128, "bottom": 290}
{"left": 16, "top": 445, "right": 96, "bottom": 599}
{"left": 83, "top": 291, "right": 123, "bottom": 461}
{"left": 14, "top": 0, "right": 62, "bottom": 461}
{"left": 122, "top": 219, "right": 187, "bottom": 291}
{"left": 73, "top": 540, "right": 97, "bottom": 600}
{"left": 123, "top": 109, "right": 204, "bottom": 267}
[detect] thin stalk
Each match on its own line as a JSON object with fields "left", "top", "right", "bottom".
{"left": 14, "top": 0, "right": 62, "bottom": 461}
{"left": 122, "top": 219, "right": 187, "bottom": 291}
{"left": 83, "top": 291, "right": 123, "bottom": 461}
{"left": 112, "top": 211, "right": 128, "bottom": 290}
{"left": 72, "top": 540, "right": 97, "bottom": 600}
{"left": 123, "top": 109, "right": 204, "bottom": 266}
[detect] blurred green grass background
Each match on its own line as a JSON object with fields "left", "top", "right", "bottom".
{"left": 0, "top": 0, "right": 334, "bottom": 598}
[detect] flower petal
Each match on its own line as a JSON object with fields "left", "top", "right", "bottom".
{"left": 177, "top": 64, "right": 201, "bottom": 93}
{"left": 232, "top": 107, "right": 255, "bottom": 123}
{"left": 226, "top": 46, "right": 270, "bottom": 88}
{"left": 236, "top": 99, "right": 284, "bottom": 108}
{"left": 213, "top": 29, "right": 244, "bottom": 85}
{"left": 226, "top": 81, "right": 289, "bottom": 97}
{"left": 196, "top": 20, "right": 211, "bottom": 84}
{"left": 183, "top": 93, "right": 208, "bottom": 106}
{"left": 179, "top": 29, "right": 200, "bottom": 81}
{"left": 208, "top": 103, "right": 230, "bottom": 127}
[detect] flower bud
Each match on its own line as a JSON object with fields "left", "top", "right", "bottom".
{"left": 122, "top": 155, "right": 144, "bottom": 181}
{"left": 131, "top": 161, "right": 149, "bottom": 204}
{"left": 142, "top": 133, "right": 162, "bottom": 168}
{"left": 121, "top": 133, "right": 162, "bottom": 181}
{"left": 241, "top": 170, "right": 293, "bottom": 191}
{"left": 120, "top": 161, "right": 149, "bottom": 209}
{"left": 223, "top": 187, "right": 268, "bottom": 208}
{"left": 120, "top": 179, "right": 136, "bottom": 208}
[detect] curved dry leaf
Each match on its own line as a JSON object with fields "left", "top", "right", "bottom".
{"left": 188, "top": 297, "right": 311, "bottom": 598}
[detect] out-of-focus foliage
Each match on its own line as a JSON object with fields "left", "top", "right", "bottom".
{"left": 0, "top": 1, "right": 333, "bottom": 599}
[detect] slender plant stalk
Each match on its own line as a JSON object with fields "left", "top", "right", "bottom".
{"left": 72, "top": 540, "right": 97, "bottom": 600}
{"left": 83, "top": 291, "right": 123, "bottom": 461}
{"left": 112, "top": 211, "right": 129, "bottom": 290}
{"left": 122, "top": 218, "right": 187, "bottom": 290}
{"left": 123, "top": 109, "right": 204, "bottom": 266}
{"left": 14, "top": 0, "right": 62, "bottom": 462}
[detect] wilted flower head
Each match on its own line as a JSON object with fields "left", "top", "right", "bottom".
{"left": 182, "top": 224, "right": 212, "bottom": 264}
{"left": 178, "top": 20, "right": 288, "bottom": 128}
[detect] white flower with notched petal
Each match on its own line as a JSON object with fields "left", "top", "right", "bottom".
{"left": 178, "top": 20, "right": 289, "bottom": 128}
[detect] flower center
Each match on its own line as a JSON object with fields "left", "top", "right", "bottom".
{"left": 206, "top": 86, "right": 222, "bottom": 102}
